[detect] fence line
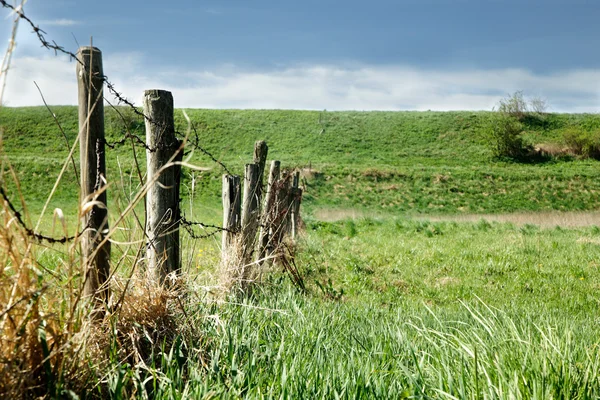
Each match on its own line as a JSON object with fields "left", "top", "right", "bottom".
{"left": 0, "top": 11, "right": 306, "bottom": 298}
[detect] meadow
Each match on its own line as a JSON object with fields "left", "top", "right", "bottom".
{"left": 1, "top": 106, "right": 600, "bottom": 398}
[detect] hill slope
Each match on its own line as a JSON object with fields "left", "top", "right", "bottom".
{"left": 1, "top": 106, "right": 600, "bottom": 218}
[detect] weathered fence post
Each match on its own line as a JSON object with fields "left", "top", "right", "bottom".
{"left": 290, "top": 171, "right": 302, "bottom": 239}
{"left": 77, "top": 46, "right": 110, "bottom": 306}
{"left": 253, "top": 140, "right": 268, "bottom": 203}
{"left": 240, "top": 163, "right": 261, "bottom": 285}
{"left": 222, "top": 175, "right": 241, "bottom": 257}
{"left": 257, "top": 160, "right": 280, "bottom": 264}
{"left": 144, "top": 89, "right": 182, "bottom": 283}
{"left": 270, "top": 173, "right": 291, "bottom": 259}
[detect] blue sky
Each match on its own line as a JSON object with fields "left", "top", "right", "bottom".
{"left": 2, "top": 0, "right": 599, "bottom": 111}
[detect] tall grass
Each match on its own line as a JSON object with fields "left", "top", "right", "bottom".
{"left": 100, "top": 285, "right": 599, "bottom": 399}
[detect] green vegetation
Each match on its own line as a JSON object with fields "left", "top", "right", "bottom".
{"left": 3, "top": 106, "right": 600, "bottom": 219}
{"left": 104, "top": 218, "right": 600, "bottom": 398}
{"left": 2, "top": 106, "right": 600, "bottom": 398}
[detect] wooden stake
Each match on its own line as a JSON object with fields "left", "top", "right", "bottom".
{"left": 77, "top": 46, "right": 110, "bottom": 306}
{"left": 144, "top": 89, "right": 182, "bottom": 283}
{"left": 253, "top": 140, "right": 268, "bottom": 204}
{"left": 222, "top": 174, "right": 241, "bottom": 256}
{"left": 240, "top": 163, "right": 260, "bottom": 284}
{"left": 257, "top": 160, "right": 280, "bottom": 264}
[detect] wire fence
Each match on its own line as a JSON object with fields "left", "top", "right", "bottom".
{"left": 0, "top": 1, "right": 305, "bottom": 292}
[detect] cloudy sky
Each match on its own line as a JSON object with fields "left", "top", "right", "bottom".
{"left": 1, "top": 0, "right": 599, "bottom": 111}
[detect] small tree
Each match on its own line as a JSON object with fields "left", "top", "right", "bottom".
{"left": 497, "top": 91, "right": 549, "bottom": 118}
{"left": 497, "top": 91, "right": 528, "bottom": 119}
{"left": 486, "top": 112, "right": 531, "bottom": 159}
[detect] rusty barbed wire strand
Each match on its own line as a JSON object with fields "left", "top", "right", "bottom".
{"left": 0, "top": 186, "right": 76, "bottom": 243}
{"left": 180, "top": 213, "right": 236, "bottom": 240}
{"left": 184, "top": 123, "right": 233, "bottom": 175}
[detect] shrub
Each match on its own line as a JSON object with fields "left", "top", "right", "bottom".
{"left": 486, "top": 112, "right": 532, "bottom": 159}
{"left": 562, "top": 126, "right": 600, "bottom": 159}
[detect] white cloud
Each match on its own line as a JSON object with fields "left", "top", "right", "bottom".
{"left": 39, "top": 19, "right": 81, "bottom": 27}
{"left": 3, "top": 54, "right": 600, "bottom": 113}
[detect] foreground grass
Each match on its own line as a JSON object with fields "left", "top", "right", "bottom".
{"left": 97, "top": 217, "right": 600, "bottom": 399}
{"left": 110, "top": 286, "right": 600, "bottom": 399}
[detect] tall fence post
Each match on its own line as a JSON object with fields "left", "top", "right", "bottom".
{"left": 222, "top": 175, "right": 241, "bottom": 257}
{"left": 240, "top": 163, "right": 260, "bottom": 285}
{"left": 77, "top": 46, "right": 110, "bottom": 306}
{"left": 257, "top": 160, "right": 280, "bottom": 265}
{"left": 144, "top": 89, "right": 182, "bottom": 284}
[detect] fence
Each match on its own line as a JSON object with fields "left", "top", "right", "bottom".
{"left": 71, "top": 46, "right": 304, "bottom": 311}
{"left": 0, "top": 41, "right": 304, "bottom": 313}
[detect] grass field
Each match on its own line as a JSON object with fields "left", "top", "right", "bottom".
{"left": 2, "top": 107, "right": 600, "bottom": 398}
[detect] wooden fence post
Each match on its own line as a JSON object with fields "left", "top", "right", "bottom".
{"left": 222, "top": 175, "right": 241, "bottom": 257}
{"left": 257, "top": 160, "right": 280, "bottom": 264}
{"left": 270, "top": 173, "right": 291, "bottom": 258}
{"left": 253, "top": 140, "right": 268, "bottom": 204}
{"left": 77, "top": 46, "right": 110, "bottom": 306}
{"left": 144, "top": 89, "right": 182, "bottom": 283}
{"left": 290, "top": 171, "right": 302, "bottom": 239}
{"left": 240, "top": 163, "right": 260, "bottom": 284}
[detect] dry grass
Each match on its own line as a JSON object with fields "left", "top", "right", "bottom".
{"left": 534, "top": 143, "right": 576, "bottom": 158}
{"left": 420, "top": 211, "right": 600, "bottom": 228}
{"left": 0, "top": 192, "right": 87, "bottom": 397}
{"left": 314, "top": 208, "right": 372, "bottom": 222}
{"left": 314, "top": 207, "right": 600, "bottom": 228}
{"left": 0, "top": 196, "right": 185, "bottom": 398}
{"left": 0, "top": 146, "right": 192, "bottom": 398}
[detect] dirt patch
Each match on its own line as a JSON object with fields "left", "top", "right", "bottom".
{"left": 314, "top": 208, "right": 600, "bottom": 228}
{"left": 314, "top": 209, "right": 368, "bottom": 222}
{"left": 420, "top": 211, "right": 600, "bottom": 228}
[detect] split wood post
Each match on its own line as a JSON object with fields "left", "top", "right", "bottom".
{"left": 257, "top": 160, "right": 280, "bottom": 265}
{"left": 240, "top": 163, "right": 260, "bottom": 285}
{"left": 77, "top": 46, "right": 110, "bottom": 306}
{"left": 253, "top": 140, "right": 268, "bottom": 205}
{"left": 222, "top": 175, "right": 241, "bottom": 257}
{"left": 288, "top": 171, "right": 301, "bottom": 238}
{"left": 144, "top": 89, "right": 183, "bottom": 284}
{"left": 291, "top": 187, "right": 303, "bottom": 240}
{"left": 271, "top": 173, "right": 291, "bottom": 257}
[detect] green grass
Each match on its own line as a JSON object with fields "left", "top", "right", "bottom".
{"left": 110, "top": 285, "right": 600, "bottom": 398}
{"left": 3, "top": 107, "right": 600, "bottom": 398}
{"left": 110, "top": 216, "right": 599, "bottom": 399}
{"left": 3, "top": 107, "right": 600, "bottom": 219}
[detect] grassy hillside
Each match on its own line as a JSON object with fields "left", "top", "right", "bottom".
{"left": 2, "top": 106, "right": 600, "bottom": 221}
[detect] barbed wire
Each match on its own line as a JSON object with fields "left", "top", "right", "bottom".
{"left": 183, "top": 123, "right": 233, "bottom": 175}
{"left": 0, "top": 0, "right": 232, "bottom": 174}
{"left": 0, "top": 186, "right": 76, "bottom": 243}
{"left": 180, "top": 214, "right": 234, "bottom": 240}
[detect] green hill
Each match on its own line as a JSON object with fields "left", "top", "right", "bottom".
{"left": 2, "top": 106, "right": 600, "bottom": 219}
